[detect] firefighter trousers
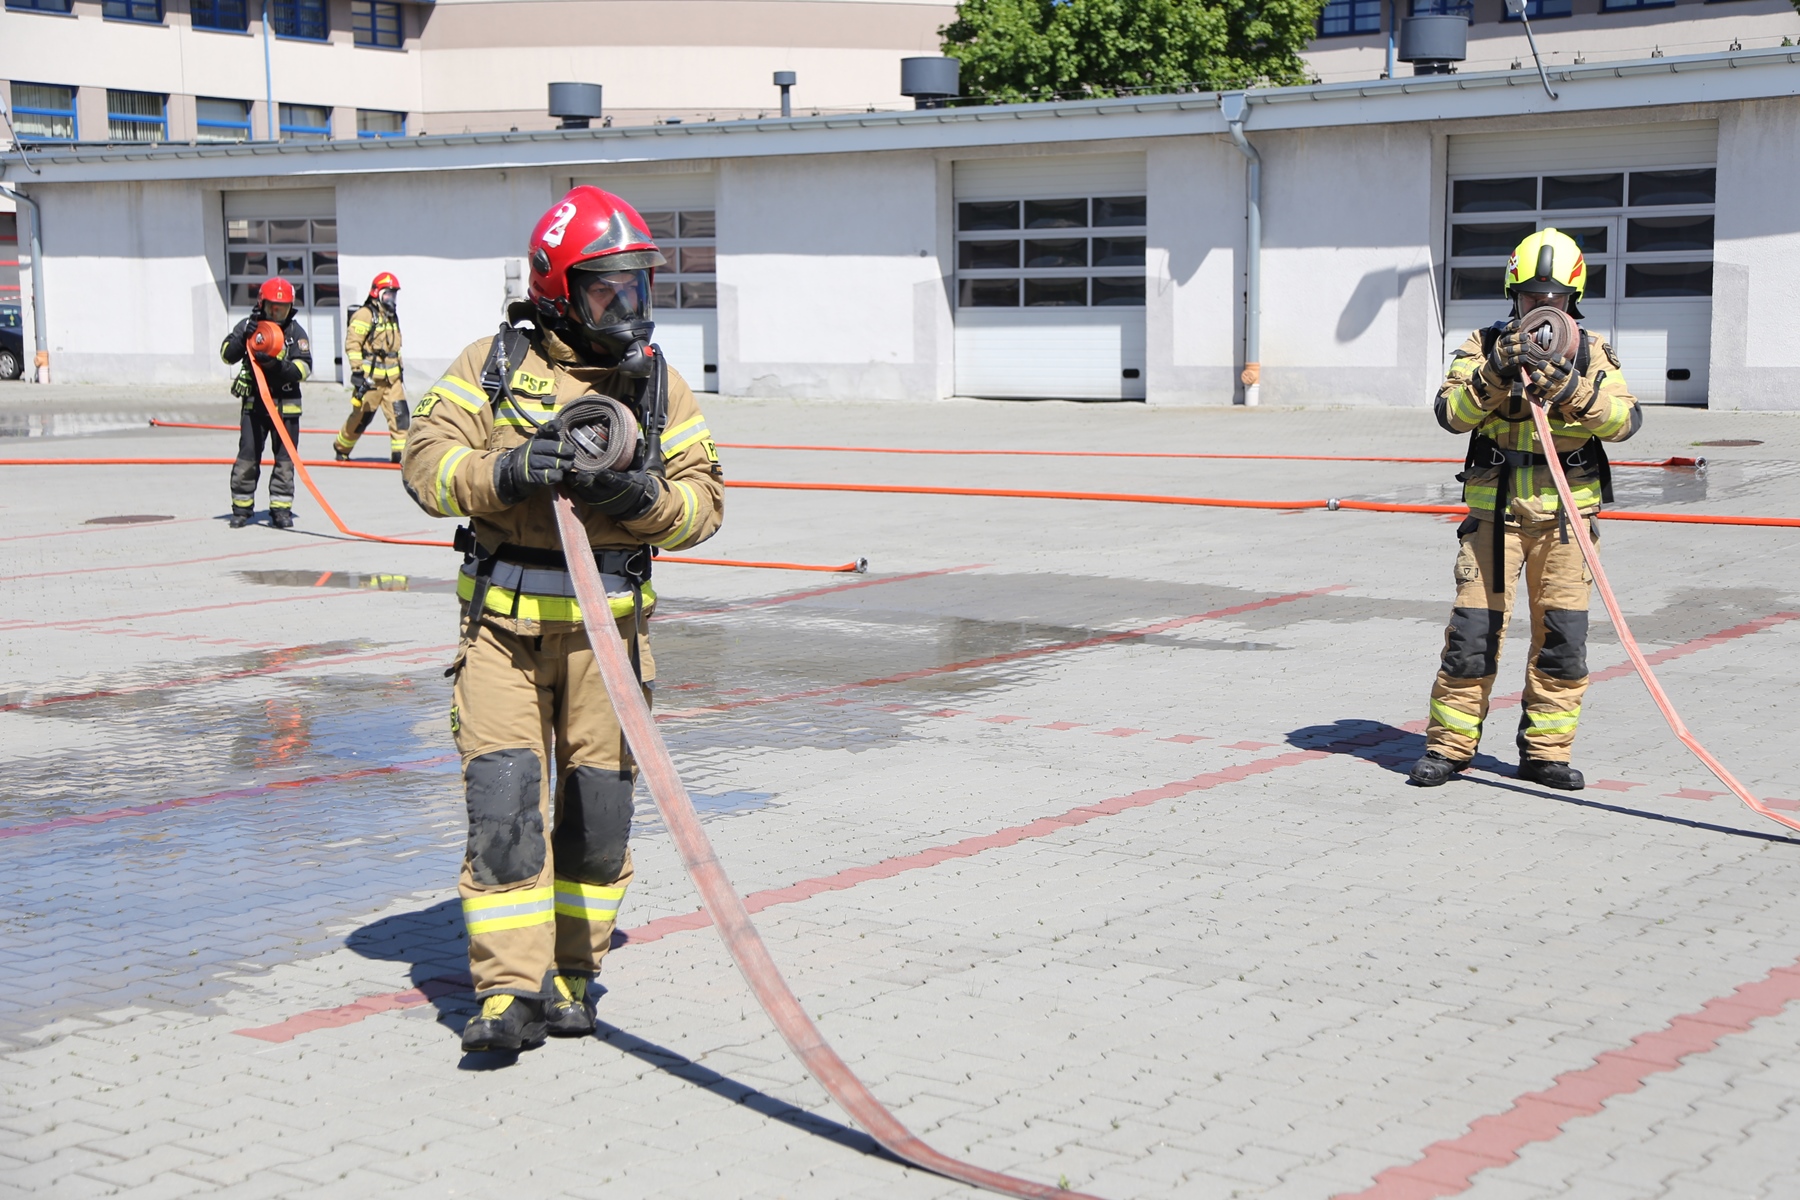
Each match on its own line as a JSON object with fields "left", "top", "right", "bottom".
{"left": 230, "top": 406, "right": 299, "bottom": 512}
{"left": 450, "top": 615, "right": 655, "bottom": 1000}
{"left": 334, "top": 378, "right": 406, "bottom": 456}
{"left": 1424, "top": 513, "right": 1597, "bottom": 764}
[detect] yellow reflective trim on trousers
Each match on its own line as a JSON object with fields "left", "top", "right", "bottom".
{"left": 1429, "top": 698, "right": 1483, "bottom": 736}
{"left": 368, "top": 366, "right": 401, "bottom": 381}
{"left": 436, "top": 446, "right": 471, "bottom": 517}
{"left": 431, "top": 374, "right": 487, "bottom": 413}
{"left": 652, "top": 480, "right": 701, "bottom": 550}
{"left": 553, "top": 879, "right": 627, "bottom": 921}
{"left": 661, "top": 413, "right": 709, "bottom": 456}
{"left": 1522, "top": 707, "right": 1580, "bottom": 736}
{"left": 456, "top": 573, "right": 654, "bottom": 622}
{"left": 463, "top": 886, "right": 555, "bottom": 936}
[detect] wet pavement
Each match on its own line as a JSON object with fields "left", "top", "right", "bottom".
{"left": 1, "top": 388, "right": 1799, "bottom": 1199}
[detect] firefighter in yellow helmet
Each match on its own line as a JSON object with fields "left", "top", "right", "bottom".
{"left": 401, "top": 187, "right": 723, "bottom": 1054}
{"left": 335, "top": 272, "right": 408, "bottom": 463}
{"left": 1408, "top": 229, "right": 1641, "bottom": 792}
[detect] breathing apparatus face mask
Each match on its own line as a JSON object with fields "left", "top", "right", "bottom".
{"left": 377, "top": 288, "right": 397, "bottom": 312}
{"left": 262, "top": 302, "right": 293, "bottom": 325}
{"left": 568, "top": 265, "right": 655, "bottom": 377}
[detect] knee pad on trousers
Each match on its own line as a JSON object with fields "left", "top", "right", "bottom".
{"left": 1535, "top": 609, "right": 1590, "bottom": 680}
{"left": 1441, "top": 606, "right": 1505, "bottom": 679}
{"left": 552, "top": 765, "right": 634, "bottom": 884}
{"left": 354, "top": 405, "right": 377, "bottom": 434}
{"left": 463, "top": 749, "right": 545, "bottom": 885}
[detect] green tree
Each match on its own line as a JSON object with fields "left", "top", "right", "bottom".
{"left": 941, "top": 0, "right": 1329, "bottom": 103}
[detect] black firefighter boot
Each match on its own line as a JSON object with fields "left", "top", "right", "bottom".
{"left": 228, "top": 504, "right": 252, "bottom": 529}
{"left": 270, "top": 507, "right": 295, "bottom": 530}
{"left": 544, "top": 973, "right": 596, "bottom": 1037}
{"left": 1408, "top": 751, "right": 1470, "bottom": 787}
{"left": 1518, "top": 753, "right": 1585, "bottom": 791}
{"left": 461, "top": 994, "right": 547, "bottom": 1053}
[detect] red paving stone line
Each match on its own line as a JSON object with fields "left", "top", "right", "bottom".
{"left": 0, "top": 539, "right": 323, "bottom": 583}
{"left": 653, "top": 585, "right": 1349, "bottom": 722}
{"left": 1333, "top": 957, "right": 1800, "bottom": 1200}
{"left": 0, "top": 586, "right": 378, "bottom": 632}
{"left": 660, "top": 563, "right": 989, "bottom": 621}
{"left": 0, "top": 642, "right": 459, "bottom": 714}
{"left": 0, "top": 517, "right": 211, "bottom": 544}
{"left": 0, "top": 756, "right": 459, "bottom": 840}
{"left": 233, "top": 745, "right": 1341, "bottom": 1043}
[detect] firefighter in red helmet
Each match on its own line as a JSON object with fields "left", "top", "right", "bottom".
{"left": 401, "top": 187, "right": 724, "bottom": 1054}
{"left": 221, "top": 278, "right": 313, "bottom": 528}
{"left": 334, "top": 271, "right": 409, "bottom": 463}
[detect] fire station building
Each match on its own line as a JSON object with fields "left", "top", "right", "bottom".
{"left": 4, "top": 47, "right": 1798, "bottom": 409}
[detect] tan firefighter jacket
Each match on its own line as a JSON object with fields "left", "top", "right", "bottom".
{"left": 346, "top": 302, "right": 403, "bottom": 383}
{"left": 401, "top": 323, "right": 724, "bottom": 637}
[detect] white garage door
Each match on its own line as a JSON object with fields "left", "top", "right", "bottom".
{"left": 1443, "top": 122, "right": 1716, "bottom": 405}
{"left": 570, "top": 171, "right": 717, "bottom": 392}
{"left": 953, "top": 153, "right": 1147, "bottom": 400}
{"left": 223, "top": 188, "right": 341, "bottom": 383}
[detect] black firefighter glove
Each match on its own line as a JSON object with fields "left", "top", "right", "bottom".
{"left": 349, "top": 369, "right": 369, "bottom": 400}
{"left": 493, "top": 429, "right": 577, "bottom": 506}
{"left": 1533, "top": 356, "right": 1596, "bottom": 420}
{"left": 1490, "top": 325, "right": 1533, "bottom": 379}
{"left": 254, "top": 352, "right": 301, "bottom": 385}
{"left": 567, "top": 465, "right": 661, "bottom": 521}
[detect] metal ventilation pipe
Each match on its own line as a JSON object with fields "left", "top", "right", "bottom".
{"left": 900, "top": 57, "right": 960, "bottom": 109}
{"left": 773, "top": 71, "right": 796, "bottom": 118}
{"left": 548, "top": 82, "right": 604, "bottom": 130}
{"left": 1219, "top": 92, "right": 1261, "bottom": 407}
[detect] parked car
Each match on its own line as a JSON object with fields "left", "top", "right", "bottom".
{"left": 0, "top": 303, "right": 23, "bottom": 380}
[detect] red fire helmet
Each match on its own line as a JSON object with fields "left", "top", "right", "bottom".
{"left": 527, "top": 186, "right": 666, "bottom": 319}
{"left": 259, "top": 278, "right": 296, "bottom": 306}
{"left": 368, "top": 271, "right": 401, "bottom": 297}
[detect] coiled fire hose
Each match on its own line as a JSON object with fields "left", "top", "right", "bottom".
{"left": 550, "top": 488, "right": 1104, "bottom": 1199}
{"left": 1522, "top": 308, "right": 1799, "bottom": 836}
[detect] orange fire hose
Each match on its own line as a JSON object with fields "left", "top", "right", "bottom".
{"left": 148, "top": 422, "right": 1701, "bottom": 470}
{"left": 550, "top": 489, "right": 1104, "bottom": 1200}
{"left": 1523, "top": 388, "right": 1800, "bottom": 835}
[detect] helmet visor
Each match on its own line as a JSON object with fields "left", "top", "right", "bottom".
{"left": 570, "top": 266, "right": 652, "bottom": 331}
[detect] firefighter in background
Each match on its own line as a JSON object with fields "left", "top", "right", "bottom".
{"left": 335, "top": 272, "right": 408, "bottom": 463}
{"left": 402, "top": 187, "right": 724, "bottom": 1054}
{"left": 1408, "top": 229, "right": 1641, "bottom": 793}
{"left": 221, "top": 278, "right": 312, "bottom": 529}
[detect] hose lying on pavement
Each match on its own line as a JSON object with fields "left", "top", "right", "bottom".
{"left": 550, "top": 487, "right": 1105, "bottom": 1199}
{"left": 1518, "top": 313, "right": 1799, "bottom": 836}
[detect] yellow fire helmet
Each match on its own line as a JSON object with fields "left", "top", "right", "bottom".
{"left": 1505, "top": 227, "right": 1587, "bottom": 317}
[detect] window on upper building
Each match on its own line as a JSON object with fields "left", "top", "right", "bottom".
{"left": 4, "top": 0, "right": 74, "bottom": 14}
{"left": 102, "top": 0, "right": 162, "bottom": 21}
{"left": 357, "top": 109, "right": 405, "bottom": 138}
{"left": 191, "top": 0, "right": 249, "bottom": 31}
{"left": 279, "top": 103, "right": 331, "bottom": 141}
{"left": 106, "top": 90, "right": 167, "bottom": 143}
{"left": 1501, "top": 0, "right": 1571, "bottom": 18}
{"left": 197, "top": 97, "right": 253, "bottom": 143}
{"left": 1600, "top": 0, "right": 1676, "bottom": 8}
{"left": 1318, "top": 0, "right": 1381, "bottom": 35}
{"left": 9, "top": 83, "right": 78, "bottom": 141}
{"left": 271, "top": 0, "right": 326, "bottom": 40}
{"left": 352, "top": 0, "right": 402, "bottom": 47}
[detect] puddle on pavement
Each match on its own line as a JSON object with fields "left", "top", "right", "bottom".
{"left": 235, "top": 569, "right": 456, "bottom": 593}
{"left": 1347, "top": 458, "right": 1800, "bottom": 512}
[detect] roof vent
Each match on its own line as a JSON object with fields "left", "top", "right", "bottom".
{"left": 900, "top": 57, "right": 960, "bottom": 109}
{"left": 548, "top": 82, "right": 603, "bottom": 129}
{"left": 1398, "top": 7, "right": 1468, "bottom": 75}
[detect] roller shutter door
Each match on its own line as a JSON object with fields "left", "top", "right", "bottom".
{"left": 953, "top": 153, "right": 1147, "bottom": 400}
{"left": 223, "top": 189, "right": 341, "bottom": 383}
{"left": 1444, "top": 122, "right": 1716, "bottom": 405}
{"left": 570, "top": 171, "right": 717, "bottom": 392}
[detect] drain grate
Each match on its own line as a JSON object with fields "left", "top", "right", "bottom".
{"left": 84, "top": 515, "right": 176, "bottom": 525}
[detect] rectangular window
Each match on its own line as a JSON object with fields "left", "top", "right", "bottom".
{"left": 1501, "top": 0, "right": 1571, "bottom": 16}
{"left": 1600, "top": 0, "right": 1675, "bottom": 8}
{"left": 1626, "top": 214, "right": 1714, "bottom": 253}
{"left": 638, "top": 209, "right": 717, "bottom": 309}
{"left": 1629, "top": 168, "right": 1715, "bottom": 207}
{"left": 102, "top": 0, "right": 161, "bottom": 20}
{"left": 1541, "top": 173, "right": 1623, "bottom": 210}
{"left": 351, "top": 0, "right": 402, "bottom": 47}
{"left": 271, "top": 0, "right": 326, "bottom": 39}
{"left": 1625, "top": 262, "right": 1712, "bottom": 297}
{"left": 279, "top": 103, "right": 331, "bottom": 141}
{"left": 1318, "top": 0, "right": 1381, "bottom": 34}
{"left": 357, "top": 109, "right": 405, "bottom": 138}
{"left": 9, "top": 82, "right": 77, "bottom": 141}
{"left": 190, "top": 0, "right": 248, "bottom": 30}
{"left": 955, "top": 194, "right": 1146, "bottom": 308}
{"left": 1452, "top": 177, "right": 1537, "bottom": 213}
{"left": 225, "top": 214, "right": 336, "bottom": 312}
{"left": 107, "top": 89, "right": 167, "bottom": 143}
{"left": 196, "top": 97, "right": 252, "bottom": 143}
{"left": 4, "top": 0, "right": 74, "bottom": 12}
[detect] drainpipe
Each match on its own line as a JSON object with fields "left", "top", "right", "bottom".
{"left": 1, "top": 185, "right": 50, "bottom": 383}
{"left": 1220, "top": 91, "right": 1261, "bottom": 407}
{"left": 262, "top": 0, "right": 277, "bottom": 140}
